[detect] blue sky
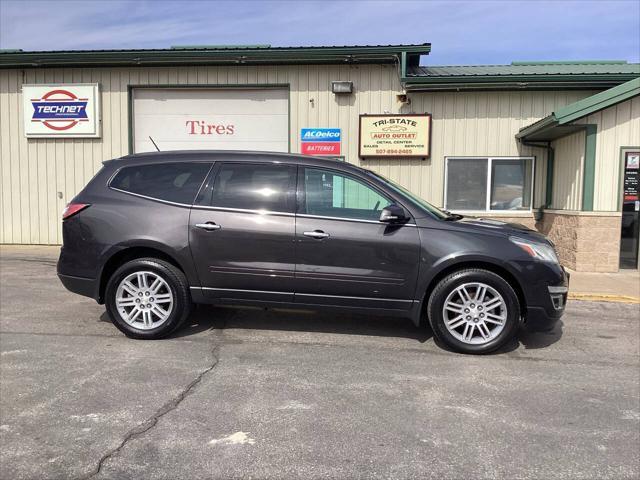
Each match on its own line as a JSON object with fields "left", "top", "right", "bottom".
{"left": 1, "top": 0, "right": 638, "bottom": 64}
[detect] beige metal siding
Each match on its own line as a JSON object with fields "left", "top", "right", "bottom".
{"left": 408, "top": 91, "right": 594, "bottom": 211}
{"left": 0, "top": 64, "right": 595, "bottom": 244}
{"left": 551, "top": 130, "right": 585, "bottom": 210}
{"left": 574, "top": 95, "right": 640, "bottom": 211}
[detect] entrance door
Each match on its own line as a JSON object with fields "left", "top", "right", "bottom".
{"left": 620, "top": 149, "right": 640, "bottom": 269}
{"left": 189, "top": 161, "right": 298, "bottom": 302}
{"left": 294, "top": 167, "right": 421, "bottom": 311}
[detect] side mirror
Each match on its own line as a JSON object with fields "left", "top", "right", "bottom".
{"left": 379, "top": 204, "right": 408, "bottom": 223}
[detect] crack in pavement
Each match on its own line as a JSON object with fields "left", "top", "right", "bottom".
{"left": 78, "top": 321, "right": 226, "bottom": 480}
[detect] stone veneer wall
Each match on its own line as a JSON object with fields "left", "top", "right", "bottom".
{"left": 481, "top": 212, "right": 622, "bottom": 272}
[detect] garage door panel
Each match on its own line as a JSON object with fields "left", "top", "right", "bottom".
{"left": 133, "top": 88, "right": 289, "bottom": 153}
{"left": 134, "top": 139, "right": 289, "bottom": 153}
{"left": 133, "top": 88, "right": 288, "bottom": 115}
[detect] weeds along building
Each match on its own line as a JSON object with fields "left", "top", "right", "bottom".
{"left": 1, "top": 44, "right": 639, "bottom": 271}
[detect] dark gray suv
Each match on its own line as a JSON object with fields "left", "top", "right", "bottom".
{"left": 58, "top": 151, "right": 568, "bottom": 354}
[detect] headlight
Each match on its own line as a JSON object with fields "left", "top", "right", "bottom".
{"left": 509, "top": 236, "right": 559, "bottom": 263}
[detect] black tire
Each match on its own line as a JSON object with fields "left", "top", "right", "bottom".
{"left": 427, "top": 269, "right": 520, "bottom": 354}
{"left": 105, "top": 258, "right": 192, "bottom": 339}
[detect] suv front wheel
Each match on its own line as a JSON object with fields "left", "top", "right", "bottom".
{"left": 105, "top": 258, "right": 192, "bottom": 339}
{"left": 427, "top": 269, "right": 520, "bottom": 354}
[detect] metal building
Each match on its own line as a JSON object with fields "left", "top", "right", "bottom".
{"left": 1, "top": 44, "right": 639, "bottom": 271}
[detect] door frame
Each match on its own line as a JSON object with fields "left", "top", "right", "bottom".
{"left": 618, "top": 146, "right": 640, "bottom": 269}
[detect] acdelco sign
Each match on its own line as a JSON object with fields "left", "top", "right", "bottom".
{"left": 23, "top": 84, "right": 101, "bottom": 138}
{"left": 300, "top": 128, "right": 341, "bottom": 155}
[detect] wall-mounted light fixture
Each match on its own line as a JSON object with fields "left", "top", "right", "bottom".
{"left": 331, "top": 81, "right": 353, "bottom": 94}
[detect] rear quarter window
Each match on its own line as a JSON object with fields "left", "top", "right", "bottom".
{"left": 110, "top": 162, "right": 212, "bottom": 204}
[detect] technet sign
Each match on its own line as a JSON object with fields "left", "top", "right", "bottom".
{"left": 23, "top": 84, "right": 101, "bottom": 138}
{"left": 300, "top": 128, "right": 341, "bottom": 155}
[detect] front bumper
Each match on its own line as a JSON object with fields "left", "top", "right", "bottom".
{"left": 523, "top": 268, "right": 569, "bottom": 332}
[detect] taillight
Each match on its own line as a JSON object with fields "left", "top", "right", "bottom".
{"left": 62, "top": 203, "right": 90, "bottom": 220}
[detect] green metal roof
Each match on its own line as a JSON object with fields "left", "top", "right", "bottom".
{"left": 0, "top": 44, "right": 431, "bottom": 69}
{"left": 517, "top": 77, "right": 640, "bottom": 141}
{"left": 403, "top": 61, "right": 640, "bottom": 91}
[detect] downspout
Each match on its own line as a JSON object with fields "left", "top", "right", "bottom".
{"left": 520, "top": 140, "right": 554, "bottom": 220}
{"left": 396, "top": 52, "right": 407, "bottom": 91}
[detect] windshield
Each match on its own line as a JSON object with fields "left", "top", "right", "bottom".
{"left": 365, "top": 170, "right": 450, "bottom": 220}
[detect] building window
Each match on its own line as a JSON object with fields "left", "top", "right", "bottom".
{"left": 445, "top": 157, "right": 534, "bottom": 211}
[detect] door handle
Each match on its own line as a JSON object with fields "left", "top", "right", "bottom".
{"left": 303, "top": 230, "right": 330, "bottom": 239}
{"left": 195, "top": 222, "right": 221, "bottom": 231}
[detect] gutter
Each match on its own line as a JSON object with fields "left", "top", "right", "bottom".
{"left": 0, "top": 44, "right": 432, "bottom": 69}
{"left": 515, "top": 115, "right": 558, "bottom": 140}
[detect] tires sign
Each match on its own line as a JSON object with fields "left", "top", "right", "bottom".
{"left": 23, "top": 84, "right": 100, "bottom": 138}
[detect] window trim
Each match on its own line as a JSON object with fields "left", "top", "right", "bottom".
{"left": 298, "top": 165, "right": 408, "bottom": 223}
{"left": 107, "top": 161, "right": 214, "bottom": 207}
{"left": 444, "top": 156, "right": 535, "bottom": 213}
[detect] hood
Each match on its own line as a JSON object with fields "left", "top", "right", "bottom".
{"left": 443, "top": 216, "right": 550, "bottom": 244}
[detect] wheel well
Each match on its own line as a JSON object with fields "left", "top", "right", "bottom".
{"left": 98, "top": 247, "right": 184, "bottom": 303}
{"left": 420, "top": 261, "right": 526, "bottom": 323}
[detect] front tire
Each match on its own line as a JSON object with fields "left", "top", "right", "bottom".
{"left": 105, "top": 258, "right": 192, "bottom": 339}
{"left": 427, "top": 269, "right": 520, "bottom": 354}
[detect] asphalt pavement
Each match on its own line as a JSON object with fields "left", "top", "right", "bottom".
{"left": 1, "top": 246, "right": 639, "bottom": 480}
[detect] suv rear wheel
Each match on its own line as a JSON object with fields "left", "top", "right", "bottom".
{"left": 105, "top": 258, "right": 192, "bottom": 339}
{"left": 427, "top": 269, "right": 520, "bottom": 354}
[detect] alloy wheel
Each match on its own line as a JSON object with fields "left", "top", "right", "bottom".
{"left": 442, "top": 282, "right": 507, "bottom": 345}
{"left": 115, "top": 271, "right": 174, "bottom": 330}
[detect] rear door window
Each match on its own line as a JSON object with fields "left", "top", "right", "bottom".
{"left": 110, "top": 162, "right": 212, "bottom": 204}
{"left": 205, "top": 163, "right": 297, "bottom": 213}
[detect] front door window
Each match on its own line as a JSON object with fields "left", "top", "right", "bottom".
{"left": 301, "top": 168, "right": 392, "bottom": 221}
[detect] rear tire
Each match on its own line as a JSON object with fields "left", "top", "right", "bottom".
{"left": 105, "top": 258, "right": 192, "bottom": 339}
{"left": 427, "top": 269, "right": 520, "bottom": 354}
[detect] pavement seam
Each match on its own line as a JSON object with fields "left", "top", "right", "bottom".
{"left": 78, "top": 320, "right": 225, "bottom": 480}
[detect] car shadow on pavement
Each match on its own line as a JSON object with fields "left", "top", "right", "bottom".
{"left": 171, "top": 305, "right": 434, "bottom": 343}
{"left": 101, "top": 306, "right": 562, "bottom": 352}
{"left": 517, "top": 320, "right": 564, "bottom": 350}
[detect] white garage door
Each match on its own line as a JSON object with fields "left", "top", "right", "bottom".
{"left": 132, "top": 88, "right": 289, "bottom": 153}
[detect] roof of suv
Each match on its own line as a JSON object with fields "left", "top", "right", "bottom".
{"left": 110, "top": 150, "right": 366, "bottom": 173}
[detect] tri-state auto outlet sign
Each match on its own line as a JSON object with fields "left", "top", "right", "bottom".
{"left": 22, "top": 84, "right": 101, "bottom": 138}
{"left": 300, "top": 128, "right": 341, "bottom": 155}
{"left": 359, "top": 114, "right": 431, "bottom": 159}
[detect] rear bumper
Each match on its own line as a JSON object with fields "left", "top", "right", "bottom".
{"left": 58, "top": 273, "right": 97, "bottom": 300}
